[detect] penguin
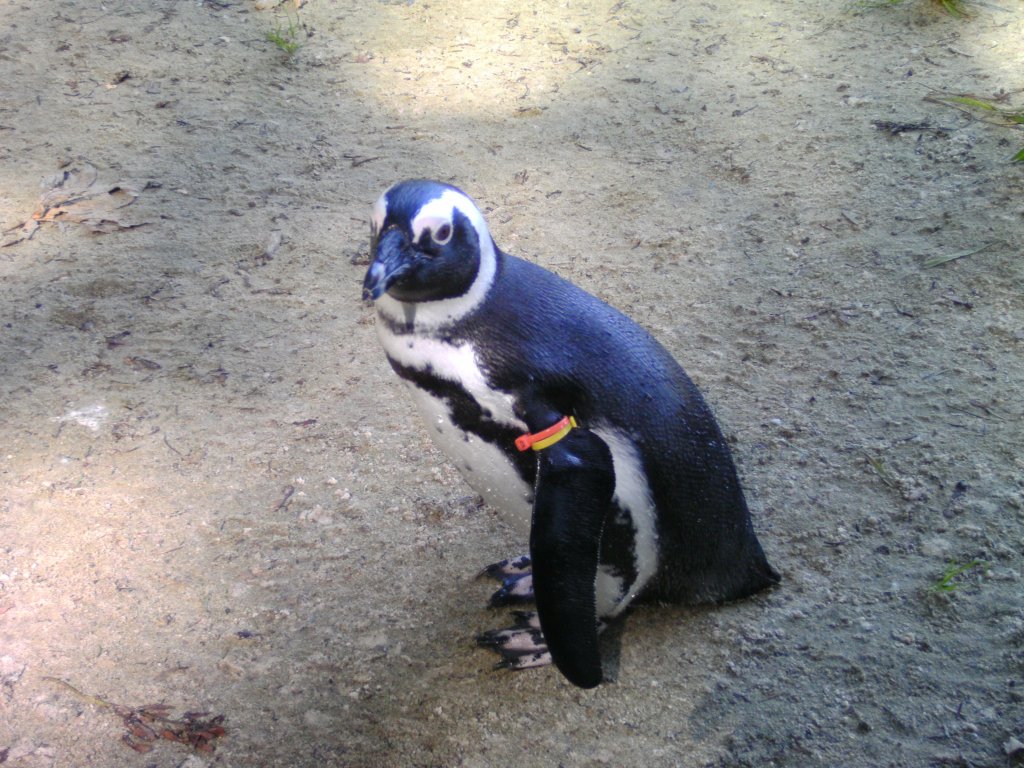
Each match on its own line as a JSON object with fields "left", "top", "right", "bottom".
{"left": 361, "top": 180, "right": 779, "bottom": 689}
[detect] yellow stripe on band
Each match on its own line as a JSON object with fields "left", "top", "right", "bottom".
{"left": 515, "top": 416, "right": 578, "bottom": 452}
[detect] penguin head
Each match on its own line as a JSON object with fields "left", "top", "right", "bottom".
{"left": 363, "top": 181, "right": 499, "bottom": 326}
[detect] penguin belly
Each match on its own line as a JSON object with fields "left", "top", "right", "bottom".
{"left": 377, "top": 323, "right": 534, "bottom": 533}
{"left": 404, "top": 381, "right": 534, "bottom": 534}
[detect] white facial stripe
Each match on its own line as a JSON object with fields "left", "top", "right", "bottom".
{"left": 410, "top": 195, "right": 454, "bottom": 244}
{"left": 373, "top": 188, "right": 497, "bottom": 330}
{"left": 412, "top": 214, "right": 452, "bottom": 244}
{"left": 409, "top": 188, "right": 480, "bottom": 241}
{"left": 371, "top": 193, "right": 387, "bottom": 236}
{"left": 590, "top": 426, "right": 659, "bottom": 617}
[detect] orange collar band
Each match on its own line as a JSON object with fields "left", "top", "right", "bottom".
{"left": 515, "top": 415, "right": 578, "bottom": 452}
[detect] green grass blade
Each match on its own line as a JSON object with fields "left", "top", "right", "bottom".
{"left": 940, "top": 0, "right": 971, "bottom": 17}
{"left": 948, "top": 95, "right": 997, "bottom": 111}
{"left": 922, "top": 241, "right": 999, "bottom": 268}
{"left": 931, "top": 560, "right": 985, "bottom": 593}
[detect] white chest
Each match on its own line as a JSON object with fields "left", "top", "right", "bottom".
{"left": 406, "top": 383, "right": 533, "bottom": 534}
{"left": 378, "top": 323, "right": 534, "bottom": 535}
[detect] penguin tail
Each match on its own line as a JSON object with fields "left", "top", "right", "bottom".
{"left": 738, "top": 549, "right": 781, "bottom": 598}
{"left": 713, "top": 533, "right": 780, "bottom": 603}
{"left": 709, "top": 502, "right": 781, "bottom": 602}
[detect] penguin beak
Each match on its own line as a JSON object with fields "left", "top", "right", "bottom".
{"left": 362, "top": 228, "right": 411, "bottom": 301}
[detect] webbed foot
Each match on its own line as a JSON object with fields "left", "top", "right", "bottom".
{"left": 478, "top": 554, "right": 531, "bottom": 579}
{"left": 477, "top": 556, "right": 552, "bottom": 670}
{"left": 476, "top": 611, "right": 552, "bottom": 670}
{"left": 479, "top": 554, "right": 535, "bottom": 606}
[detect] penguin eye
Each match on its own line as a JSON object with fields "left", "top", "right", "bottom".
{"left": 431, "top": 222, "right": 453, "bottom": 246}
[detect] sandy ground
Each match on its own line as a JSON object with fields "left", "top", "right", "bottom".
{"left": 1, "top": 0, "right": 1022, "bottom": 766}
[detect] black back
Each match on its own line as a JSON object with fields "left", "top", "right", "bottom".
{"left": 424, "top": 248, "right": 779, "bottom": 604}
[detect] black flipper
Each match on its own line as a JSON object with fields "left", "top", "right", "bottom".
{"left": 529, "top": 426, "right": 615, "bottom": 689}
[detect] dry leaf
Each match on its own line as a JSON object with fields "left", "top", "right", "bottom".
{"left": 43, "top": 677, "right": 227, "bottom": 755}
{"left": 3, "top": 163, "right": 154, "bottom": 245}
{"left": 34, "top": 164, "right": 151, "bottom": 232}
{"left": 1, "top": 219, "right": 39, "bottom": 247}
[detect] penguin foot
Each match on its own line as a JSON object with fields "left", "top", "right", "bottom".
{"left": 476, "top": 611, "right": 552, "bottom": 671}
{"left": 479, "top": 554, "right": 535, "bottom": 606}
{"left": 477, "top": 554, "right": 532, "bottom": 579}
{"left": 488, "top": 572, "right": 534, "bottom": 607}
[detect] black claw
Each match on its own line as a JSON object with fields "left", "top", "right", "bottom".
{"left": 476, "top": 631, "right": 503, "bottom": 649}
{"left": 476, "top": 564, "right": 502, "bottom": 581}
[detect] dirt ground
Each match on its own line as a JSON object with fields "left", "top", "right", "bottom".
{"left": 1, "top": 0, "right": 1022, "bottom": 766}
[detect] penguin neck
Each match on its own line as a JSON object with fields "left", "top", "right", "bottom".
{"left": 375, "top": 237, "right": 499, "bottom": 334}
